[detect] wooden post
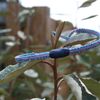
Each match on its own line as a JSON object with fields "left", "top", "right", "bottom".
{"left": 25, "top": 7, "right": 50, "bottom": 46}
{"left": 6, "top": 1, "right": 20, "bottom": 37}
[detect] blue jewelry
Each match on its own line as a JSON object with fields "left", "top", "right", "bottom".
{"left": 15, "top": 28, "right": 100, "bottom": 63}
{"left": 69, "top": 28, "right": 100, "bottom": 37}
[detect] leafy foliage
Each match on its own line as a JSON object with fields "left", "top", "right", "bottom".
{"left": 0, "top": 0, "right": 99, "bottom": 100}
{"left": 0, "top": 61, "right": 39, "bottom": 83}
{"left": 64, "top": 73, "right": 99, "bottom": 100}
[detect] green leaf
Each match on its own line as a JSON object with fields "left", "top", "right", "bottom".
{"left": 87, "top": 68, "right": 100, "bottom": 81}
{"left": 18, "top": 9, "right": 35, "bottom": 29}
{"left": 82, "top": 78, "right": 100, "bottom": 98}
{"left": 0, "top": 88, "right": 9, "bottom": 95}
{"left": 0, "top": 61, "right": 39, "bottom": 83}
{"left": 63, "top": 73, "right": 99, "bottom": 100}
{"left": 0, "top": 29, "right": 12, "bottom": 34}
{"left": 75, "top": 54, "right": 92, "bottom": 68}
{"left": 0, "top": 36, "right": 15, "bottom": 41}
{"left": 62, "top": 37, "right": 96, "bottom": 47}
{"left": 79, "top": 0, "right": 96, "bottom": 8}
{"left": 24, "top": 69, "right": 38, "bottom": 78}
{"left": 82, "top": 15, "right": 98, "bottom": 20}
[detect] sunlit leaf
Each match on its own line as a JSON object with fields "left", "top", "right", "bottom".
{"left": 18, "top": 9, "right": 30, "bottom": 29}
{"left": 17, "top": 31, "right": 27, "bottom": 40}
{"left": 82, "top": 15, "right": 98, "bottom": 20}
{"left": 0, "top": 36, "right": 15, "bottom": 41}
{"left": 18, "top": 9, "right": 35, "bottom": 29}
{"left": 18, "top": 9, "right": 30, "bottom": 18}
{"left": 0, "top": 61, "right": 39, "bottom": 83}
{"left": 79, "top": 0, "right": 96, "bottom": 8}
{"left": 5, "top": 41, "right": 16, "bottom": 47}
{"left": 0, "top": 29, "right": 12, "bottom": 34}
{"left": 24, "top": 69, "right": 39, "bottom": 78}
{"left": 64, "top": 73, "right": 98, "bottom": 100}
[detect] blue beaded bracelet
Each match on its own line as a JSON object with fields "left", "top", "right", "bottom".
{"left": 15, "top": 28, "right": 100, "bottom": 63}
{"left": 69, "top": 28, "right": 100, "bottom": 37}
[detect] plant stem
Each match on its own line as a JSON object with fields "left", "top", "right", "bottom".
{"left": 8, "top": 80, "right": 16, "bottom": 95}
{"left": 54, "top": 21, "right": 65, "bottom": 48}
{"left": 53, "top": 59, "right": 58, "bottom": 100}
{"left": 51, "top": 21, "right": 65, "bottom": 100}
